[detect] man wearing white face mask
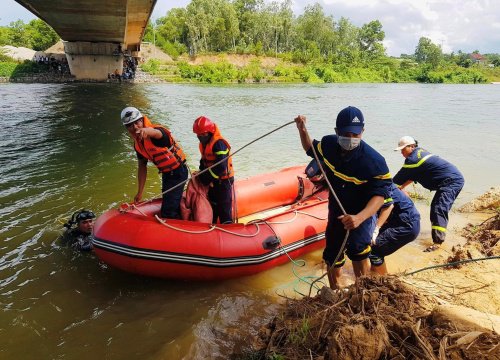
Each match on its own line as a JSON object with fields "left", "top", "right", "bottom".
{"left": 295, "top": 106, "right": 392, "bottom": 289}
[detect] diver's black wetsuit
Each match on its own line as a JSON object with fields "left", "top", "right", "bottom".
{"left": 60, "top": 229, "right": 94, "bottom": 251}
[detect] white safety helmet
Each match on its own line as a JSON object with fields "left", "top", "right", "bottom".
{"left": 120, "top": 106, "right": 143, "bottom": 125}
{"left": 394, "top": 135, "right": 417, "bottom": 151}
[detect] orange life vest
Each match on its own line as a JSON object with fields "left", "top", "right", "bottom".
{"left": 134, "top": 116, "right": 186, "bottom": 173}
{"left": 199, "top": 124, "right": 234, "bottom": 180}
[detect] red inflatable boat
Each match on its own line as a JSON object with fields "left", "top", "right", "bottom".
{"left": 93, "top": 165, "right": 328, "bottom": 280}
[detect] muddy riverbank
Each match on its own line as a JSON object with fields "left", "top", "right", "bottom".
{"left": 244, "top": 188, "right": 500, "bottom": 359}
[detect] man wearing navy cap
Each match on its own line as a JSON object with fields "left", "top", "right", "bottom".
{"left": 295, "top": 106, "right": 392, "bottom": 289}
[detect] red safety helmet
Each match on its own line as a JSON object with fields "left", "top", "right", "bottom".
{"left": 193, "top": 116, "right": 216, "bottom": 135}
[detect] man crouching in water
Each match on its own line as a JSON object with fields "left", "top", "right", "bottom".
{"left": 60, "top": 209, "right": 96, "bottom": 251}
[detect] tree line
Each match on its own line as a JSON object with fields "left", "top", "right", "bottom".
{"left": 0, "top": 19, "right": 59, "bottom": 51}
{"left": 143, "top": 0, "right": 500, "bottom": 68}
{"left": 143, "top": 0, "right": 388, "bottom": 66}
{"left": 1, "top": 0, "right": 499, "bottom": 83}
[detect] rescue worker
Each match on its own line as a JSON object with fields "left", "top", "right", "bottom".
{"left": 193, "top": 116, "right": 234, "bottom": 224}
{"left": 369, "top": 183, "right": 421, "bottom": 274}
{"left": 393, "top": 136, "right": 464, "bottom": 252}
{"left": 121, "top": 106, "right": 188, "bottom": 219}
{"left": 60, "top": 209, "right": 96, "bottom": 251}
{"left": 294, "top": 106, "right": 392, "bottom": 289}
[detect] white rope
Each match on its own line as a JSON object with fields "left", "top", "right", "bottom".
{"left": 295, "top": 210, "right": 328, "bottom": 221}
{"left": 155, "top": 215, "right": 261, "bottom": 237}
{"left": 119, "top": 203, "right": 149, "bottom": 217}
{"left": 153, "top": 203, "right": 328, "bottom": 238}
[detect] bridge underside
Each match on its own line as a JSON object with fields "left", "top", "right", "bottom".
{"left": 15, "top": 0, "right": 156, "bottom": 80}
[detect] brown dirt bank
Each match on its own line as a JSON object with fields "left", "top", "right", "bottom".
{"left": 182, "top": 53, "right": 281, "bottom": 68}
{"left": 244, "top": 188, "right": 500, "bottom": 359}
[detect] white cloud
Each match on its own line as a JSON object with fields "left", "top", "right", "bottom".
{"left": 314, "top": 0, "right": 500, "bottom": 55}
{"left": 2, "top": 0, "right": 499, "bottom": 56}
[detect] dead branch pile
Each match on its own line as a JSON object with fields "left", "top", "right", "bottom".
{"left": 257, "top": 276, "right": 499, "bottom": 359}
{"left": 449, "top": 214, "right": 500, "bottom": 266}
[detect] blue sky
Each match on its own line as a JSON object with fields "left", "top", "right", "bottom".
{"left": 2, "top": 0, "right": 499, "bottom": 56}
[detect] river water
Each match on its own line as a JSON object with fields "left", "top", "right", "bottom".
{"left": 0, "top": 83, "right": 499, "bottom": 359}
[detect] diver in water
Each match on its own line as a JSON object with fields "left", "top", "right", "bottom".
{"left": 60, "top": 209, "right": 96, "bottom": 251}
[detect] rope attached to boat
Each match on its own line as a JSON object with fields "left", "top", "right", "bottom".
{"left": 155, "top": 214, "right": 262, "bottom": 237}
{"left": 153, "top": 207, "right": 327, "bottom": 237}
{"left": 274, "top": 231, "right": 327, "bottom": 299}
{"left": 120, "top": 120, "right": 296, "bottom": 213}
{"left": 120, "top": 202, "right": 148, "bottom": 217}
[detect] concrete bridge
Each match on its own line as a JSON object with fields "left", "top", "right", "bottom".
{"left": 15, "top": 0, "right": 157, "bottom": 80}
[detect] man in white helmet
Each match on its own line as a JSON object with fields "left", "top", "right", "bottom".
{"left": 121, "top": 107, "right": 188, "bottom": 219}
{"left": 393, "top": 136, "right": 464, "bottom": 252}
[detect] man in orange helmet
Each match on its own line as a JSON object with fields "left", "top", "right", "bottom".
{"left": 193, "top": 116, "right": 235, "bottom": 224}
{"left": 121, "top": 106, "right": 188, "bottom": 219}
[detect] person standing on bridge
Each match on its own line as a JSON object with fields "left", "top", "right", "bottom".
{"left": 121, "top": 107, "right": 188, "bottom": 219}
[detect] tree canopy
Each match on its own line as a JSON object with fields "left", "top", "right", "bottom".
{"left": 145, "top": 0, "right": 386, "bottom": 65}
{"left": 0, "top": 19, "right": 59, "bottom": 51}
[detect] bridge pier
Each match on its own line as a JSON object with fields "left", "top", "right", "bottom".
{"left": 64, "top": 41, "right": 124, "bottom": 80}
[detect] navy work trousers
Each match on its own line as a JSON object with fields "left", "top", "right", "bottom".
{"left": 430, "top": 177, "right": 464, "bottom": 244}
{"left": 208, "top": 177, "right": 234, "bottom": 224}
{"left": 161, "top": 163, "right": 188, "bottom": 219}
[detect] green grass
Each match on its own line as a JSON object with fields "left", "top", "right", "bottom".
{"left": 140, "top": 54, "right": 500, "bottom": 84}
{"left": 0, "top": 60, "right": 58, "bottom": 78}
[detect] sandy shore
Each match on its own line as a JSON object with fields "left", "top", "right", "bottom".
{"left": 251, "top": 187, "right": 500, "bottom": 359}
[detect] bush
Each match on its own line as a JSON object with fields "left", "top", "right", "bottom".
{"left": 0, "top": 48, "right": 15, "bottom": 62}
{"left": 0, "top": 62, "right": 17, "bottom": 77}
{"left": 242, "top": 59, "right": 265, "bottom": 82}
{"left": 0, "top": 60, "right": 52, "bottom": 77}
{"left": 176, "top": 61, "right": 238, "bottom": 83}
{"left": 141, "top": 59, "right": 161, "bottom": 74}
{"left": 299, "top": 67, "right": 323, "bottom": 83}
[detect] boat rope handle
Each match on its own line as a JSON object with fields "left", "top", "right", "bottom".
{"left": 296, "top": 210, "right": 328, "bottom": 221}
{"left": 155, "top": 215, "right": 217, "bottom": 234}
{"left": 263, "top": 210, "right": 328, "bottom": 225}
{"left": 153, "top": 207, "right": 328, "bottom": 239}
{"left": 119, "top": 202, "right": 149, "bottom": 217}
{"left": 121, "top": 121, "right": 296, "bottom": 212}
{"left": 155, "top": 215, "right": 262, "bottom": 237}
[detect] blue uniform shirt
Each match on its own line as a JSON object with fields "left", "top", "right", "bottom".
{"left": 381, "top": 183, "right": 420, "bottom": 229}
{"left": 393, "top": 147, "right": 463, "bottom": 191}
{"left": 307, "top": 135, "right": 392, "bottom": 216}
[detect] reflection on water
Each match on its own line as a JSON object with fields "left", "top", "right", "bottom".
{"left": 0, "top": 83, "right": 499, "bottom": 359}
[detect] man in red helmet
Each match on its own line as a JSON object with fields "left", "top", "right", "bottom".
{"left": 193, "top": 116, "right": 235, "bottom": 224}
{"left": 121, "top": 106, "right": 188, "bottom": 219}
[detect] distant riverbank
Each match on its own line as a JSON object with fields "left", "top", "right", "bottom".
{"left": 2, "top": 53, "right": 500, "bottom": 84}
{"left": 137, "top": 54, "right": 500, "bottom": 84}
